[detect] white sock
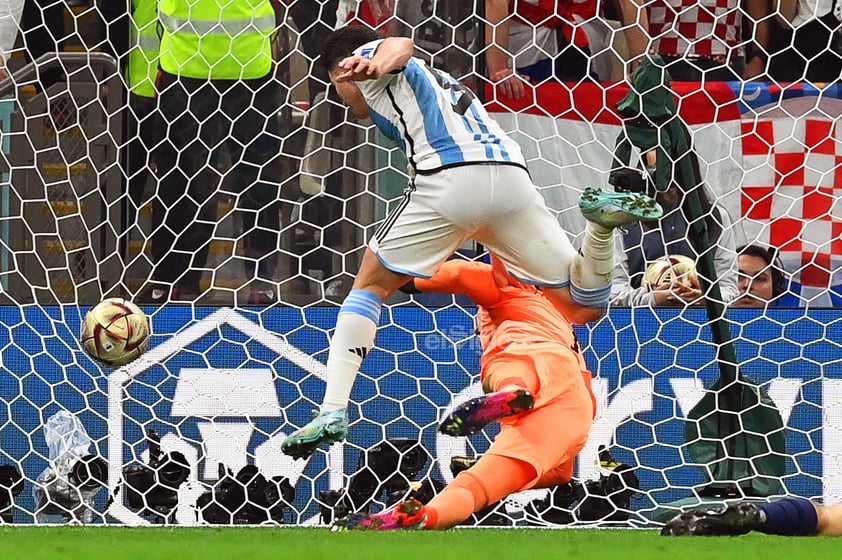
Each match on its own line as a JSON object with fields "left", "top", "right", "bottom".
{"left": 570, "top": 221, "right": 615, "bottom": 289}
{"left": 321, "top": 310, "right": 379, "bottom": 412}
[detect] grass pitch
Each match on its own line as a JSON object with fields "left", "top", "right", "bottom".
{"left": 0, "top": 527, "right": 832, "bottom": 560}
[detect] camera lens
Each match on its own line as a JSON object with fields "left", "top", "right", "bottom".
{"left": 612, "top": 168, "right": 646, "bottom": 193}
{"left": 157, "top": 452, "right": 190, "bottom": 487}
{"left": 70, "top": 455, "right": 107, "bottom": 490}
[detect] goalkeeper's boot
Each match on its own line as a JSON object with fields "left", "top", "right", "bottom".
{"left": 334, "top": 499, "right": 427, "bottom": 531}
{"left": 281, "top": 409, "right": 348, "bottom": 460}
{"left": 438, "top": 386, "right": 534, "bottom": 437}
{"left": 660, "top": 503, "right": 763, "bottom": 536}
{"left": 579, "top": 187, "right": 663, "bottom": 229}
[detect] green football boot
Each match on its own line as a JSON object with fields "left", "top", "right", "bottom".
{"left": 281, "top": 409, "right": 348, "bottom": 460}
{"left": 579, "top": 187, "right": 663, "bottom": 228}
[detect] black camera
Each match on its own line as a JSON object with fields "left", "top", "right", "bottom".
{"left": 196, "top": 464, "right": 295, "bottom": 525}
{"left": 122, "top": 430, "right": 190, "bottom": 523}
{"left": 33, "top": 453, "right": 108, "bottom": 524}
{"left": 525, "top": 446, "right": 640, "bottom": 525}
{"left": 0, "top": 465, "right": 24, "bottom": 523}
{"left": 611, "top": 167, "right": 651, "bottom": 195}
{"left": 319, "top": 439, "right": 431, "bottom": 523}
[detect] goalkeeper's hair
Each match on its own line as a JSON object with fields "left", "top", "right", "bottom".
{"left": 320, "top": 26, "right": 384, "bottom": 72}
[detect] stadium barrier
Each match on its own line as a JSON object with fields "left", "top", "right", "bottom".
{"left": 0, "top": 305, "right": 837, "bottom": 524}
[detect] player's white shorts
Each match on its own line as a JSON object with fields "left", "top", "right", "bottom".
{"left": 369, "top": 164, "right": 578, "bottom": 287}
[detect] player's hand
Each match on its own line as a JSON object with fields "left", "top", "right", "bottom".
{"left": 653, "top": 284, "right": 702, "bottom": 306}
{"left": 490, "top": 68, "right": 530, "bottom": 100}
{"left": 334, "top": 55, "right": 383, "bottom": 82}
{"left": 673, "top": 283, "right": 703, "bottom": 306}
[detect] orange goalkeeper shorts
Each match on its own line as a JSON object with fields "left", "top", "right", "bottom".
{"left": 481, "top": 340, "right": 595, "bottom": 491}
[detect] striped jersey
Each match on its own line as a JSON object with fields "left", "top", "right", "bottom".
{"left": 354, "top": 40, "right": 527, "bottom": 174}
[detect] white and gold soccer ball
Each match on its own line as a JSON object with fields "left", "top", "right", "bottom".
{"left": 643, "top": 255, "right": 699, "bottom": 291}
{"left": 80, "top": 298, "right": 150, "bottom": 367}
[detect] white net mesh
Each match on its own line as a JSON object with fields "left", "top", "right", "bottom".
{"left": 0, "top": 0, "right": 840, "bottom": 526}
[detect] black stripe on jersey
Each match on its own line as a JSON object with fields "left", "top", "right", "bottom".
{"left": 385, "top": 84, "right": 418, "bottom": 174}
{"left": 374, "top": 181, "right": 416, "bottom": 244}
{"left": 413, "top": 160, "right": 530, "bottom": 176}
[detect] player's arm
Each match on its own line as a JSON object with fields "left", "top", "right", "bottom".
{"left": 333, "top": 37, "right": 414, "bottom": 83}
{"left": 743, "top": 0, "right": 772, "bottom": 80}
{"left": 614, "top": 0, "right": 649, "bottom": 73}
{"left": 485, "top": 0, "right": 527, "bottom": 99}
{"left": 407, "top": 260, "right": 502, "bottom": 308}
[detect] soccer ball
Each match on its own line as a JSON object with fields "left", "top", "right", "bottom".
{"left": 643, "top": 255, "right": 698, "bottom": 291}
{"left": 81, "top": 298, "right": 150, "bottom": 367}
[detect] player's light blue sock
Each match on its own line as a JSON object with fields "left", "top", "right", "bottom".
{"left": 570, "top": 281, "right": 611, "bottom": 308}
{"left": 757, "top": 497, "right": 818, "bottom": 536}
{"left": 321, "top": 289, "right": 382, "bottom": 413}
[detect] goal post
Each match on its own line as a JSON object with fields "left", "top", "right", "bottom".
{"left": 0, "top": 0, "right": 840, "bottom": 526}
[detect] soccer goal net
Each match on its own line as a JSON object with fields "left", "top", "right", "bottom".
{"left": 0, "top": 0, "right": 839, "bottom": 527}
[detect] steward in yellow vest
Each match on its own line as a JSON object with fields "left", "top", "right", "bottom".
{"left": 141, "top": 0, "right": 282, "bottom": 305}
{"left": 158, "top": 0, "right": 276, "bottom": 80}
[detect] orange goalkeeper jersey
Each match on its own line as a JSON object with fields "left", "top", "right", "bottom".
{"left": 414, "top": 258, "right": 587, "bottom": 373}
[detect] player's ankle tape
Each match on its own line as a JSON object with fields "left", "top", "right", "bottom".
{"left": 758, "top": 497, "right": 818, "bottom": 536}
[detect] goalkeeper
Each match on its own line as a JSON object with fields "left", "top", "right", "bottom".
{"left": 336, "top": 256, "right": 597, "bottom": 530}
{"left": 662, "top": 498, "right": 842, "bottom": 537}
{"left": 281, "top": 26, "right": 662, "bottom": 459}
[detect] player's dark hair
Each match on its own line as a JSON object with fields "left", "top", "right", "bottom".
{"left": 737, "top": 244, "right": 787, "bottom": 300}
{"left": 320, "top": 26, "right": 383, "bottom": 71}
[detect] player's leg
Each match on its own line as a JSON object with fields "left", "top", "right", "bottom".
{"left": 282, "top": 178, "right": 472, "bottom": 459}
{"left": 816, "top": 502, "right": 842, "bottom": 536}
{"left": 423, "top": 455, "right": 536, "bottom": 529}
{"left": 427, "top": 372, "right": 592, "bottom": 531}
{"left": 281, "top": 250, "right": 409, "bottom": 459}
{"left": 476, "top": 166, "right": 661, "bottom": 321}
{"left": 438, "top": 354, "right": 540, "bottom": 437}
{"left": 335, "top": 454, "right": 536, "bottom": 531}
{"left": 661, "top": 497, "right": 820, "bottom": 536}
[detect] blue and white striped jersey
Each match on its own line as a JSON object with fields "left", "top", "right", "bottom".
{"left": 354, "top": 40, "right": 527, "bottom": 175}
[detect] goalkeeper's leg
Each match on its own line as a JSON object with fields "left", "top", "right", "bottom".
{"left": 424, "top": 455, "right": 536, "bottom": 529}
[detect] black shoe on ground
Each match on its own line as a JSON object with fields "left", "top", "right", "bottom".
{"left": 660, "top": 503, "right": 762, "bottom": 536}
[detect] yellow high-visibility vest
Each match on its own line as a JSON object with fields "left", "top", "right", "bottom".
{"left": 158, "top": 0, "right": 276, "bottom": 80}
{"left": 128, "top": 0, "right": 160, "bottom": 97}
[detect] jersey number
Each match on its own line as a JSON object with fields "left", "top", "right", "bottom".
{"left": 431, "top": 68, "right": 477, "bottom": 116}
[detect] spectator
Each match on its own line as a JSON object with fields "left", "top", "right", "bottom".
{"left": 610, "top": 163, "right": 739, "bottom": 306}
{"left": 766, "top": 0, "right": 842, "bottom": 83}
{"left": 0, "top": 0, "right": 23, "bottom": 81}
{"left": 485, "top": 0, "right": 650, "bottom": 99}
{"left": 336, "top": 0, "right": 398, "bottom": 34}
{"left": 732, "top": 244, "right": 788, "bottom": 308}
{"left": 140, "top": 0, "right": 282, "bottom": 304}
{"left": 647, "top": 0, "right": 772, "bottom": 82}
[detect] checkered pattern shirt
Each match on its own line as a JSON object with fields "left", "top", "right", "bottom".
{"left": 647, "top": 0, "right": 743, "bottom": 58}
